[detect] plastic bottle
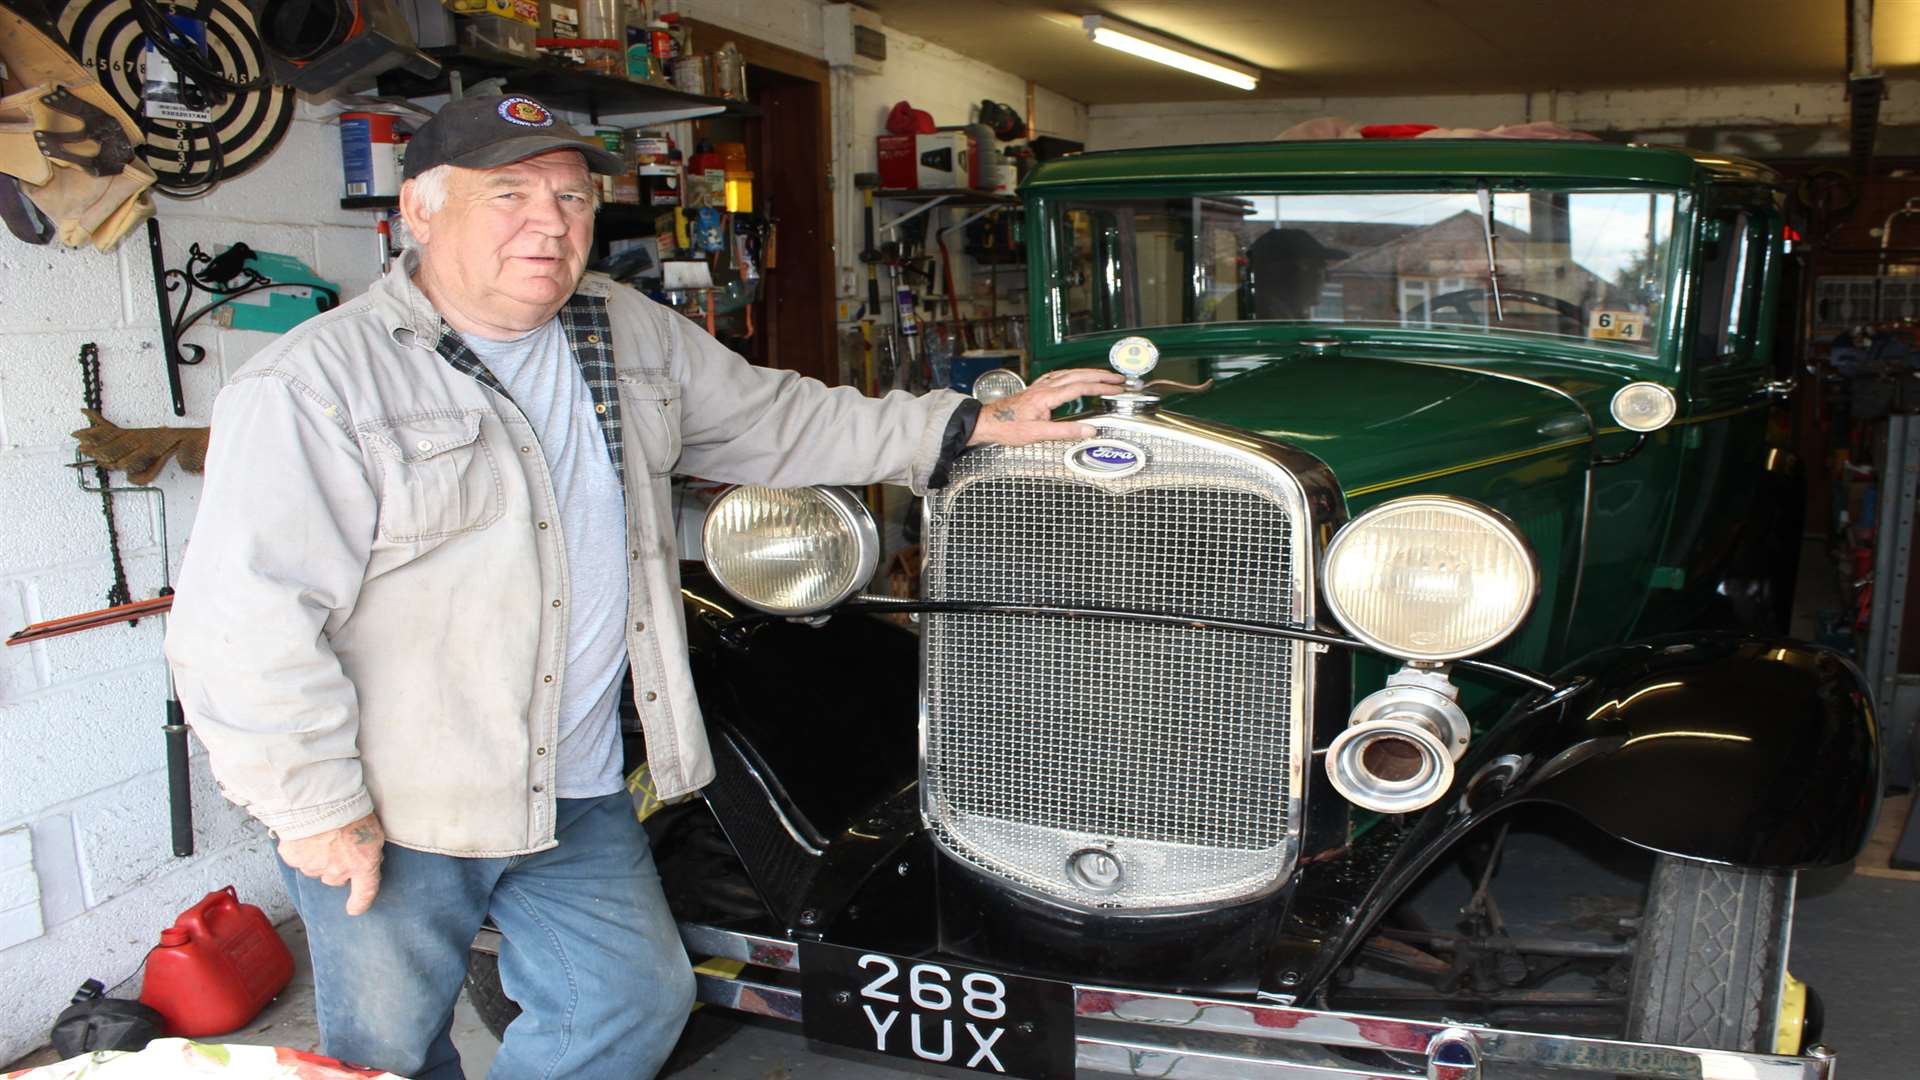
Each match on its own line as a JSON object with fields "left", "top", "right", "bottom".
{"left": 138, "top": 887, "right": 294, "bottom": 1036}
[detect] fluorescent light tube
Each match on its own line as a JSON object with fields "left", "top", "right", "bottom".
{"left": 1082, "top": 15, "right": 1259, "bottom": 91}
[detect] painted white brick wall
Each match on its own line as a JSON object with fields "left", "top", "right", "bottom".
{"left": 1087, "top": 80, "right": 1920, "bottom": 150}
{"left": 0, "top": 101, "right": 381, "bottom": 1065}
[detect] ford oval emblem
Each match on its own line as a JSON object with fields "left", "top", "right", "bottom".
{"left": 1066, "top": 438, "right": 1148, "bottom": 479}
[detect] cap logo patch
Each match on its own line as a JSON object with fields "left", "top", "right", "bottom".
{"left": 498, "top": 97, "right": 553, "bottom": 127}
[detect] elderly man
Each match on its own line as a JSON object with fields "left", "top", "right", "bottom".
{"left": 165, "top": 94, "right": 1119, "bottom": 1080}
{"left": 1245, "top": 226, "right": 1346, "bottom": 321}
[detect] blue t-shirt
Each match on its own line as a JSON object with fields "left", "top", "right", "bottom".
{"left": 462, "top": 319, "right": 629, "bottom": 798}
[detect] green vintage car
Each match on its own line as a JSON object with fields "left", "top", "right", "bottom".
{"left": 470, "top": 140, "right": 1883, "bottom": 1080}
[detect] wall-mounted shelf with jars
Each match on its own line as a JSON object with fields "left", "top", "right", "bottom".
{"left": 377, "top": 44, "right": 759, "bottom": 126}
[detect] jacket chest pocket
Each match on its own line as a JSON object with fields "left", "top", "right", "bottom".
{"left": 618, "top": 376, "right": 682, "bottom": 477}
{"left": 362, "top": 412, "right": 504, "bottom": 542}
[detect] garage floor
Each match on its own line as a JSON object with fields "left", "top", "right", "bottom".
{"left": 8, "top": 537, "right": 1919, "bottom": 1078}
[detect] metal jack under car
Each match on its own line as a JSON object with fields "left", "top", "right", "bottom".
{"left": 466, "top": 140, "right": 1879, "bottom": 1080}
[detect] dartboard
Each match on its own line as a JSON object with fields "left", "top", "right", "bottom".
{"left": 58, "top": 0, "right": 294, "bottom": 191}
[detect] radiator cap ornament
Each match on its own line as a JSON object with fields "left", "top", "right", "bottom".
{"left": 1108, "top": 335, "right": 1160, "bottom": 380}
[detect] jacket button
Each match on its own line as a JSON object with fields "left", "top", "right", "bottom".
{"left": 594, "top": 402, "right": 607, "bottom": 414}
{"left": 521, "top": 445, "right": 532, "bottom": 454}
{"left": 644, "top": 691, "right": 658, "bottom": 702}
{"left": 538, "top": 521, "right": 549, "bottom": 529}
{"left": 533, "top": 784, "right": 544, "bottom": 793}
{"left": 552, "top": 599, "right": 562, "bottom": 608}
{"left": 586, "top": 334, "right": 601, "bottom": 344}
{"left": 536, "top": 747, "right": 547, "bottom": 756}
{"left": 633, "top": 621, "right": 645, "bottom": 632}
{"left": 630, "top": 550, "right": 638, "bottom": 560}
{"left": 416, "top": 440, "right": 433, "bottom": 452}
{"left": 543, "top": 674, "right": 554, "bottom": 683}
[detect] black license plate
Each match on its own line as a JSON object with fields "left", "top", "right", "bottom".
{"left": 799, "top": 941, "right": 1075, "bottom": 1079}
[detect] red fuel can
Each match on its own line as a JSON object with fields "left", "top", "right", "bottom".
{"left": 138, "top": 886, "right": 294, "bottom": 1036}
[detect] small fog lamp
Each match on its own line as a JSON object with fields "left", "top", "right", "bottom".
{"left": 972, "top": 368, "right": 1027, "bottom": 404}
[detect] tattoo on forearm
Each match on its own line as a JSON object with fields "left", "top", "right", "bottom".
{"left": 992, "top": 407, "right": 1015, "bottom": 423}
{"left": 350, "top": 825, "right": 378, "bottom": 845}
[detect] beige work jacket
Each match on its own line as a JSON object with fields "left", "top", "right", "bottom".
{"left": 165, "top": 254, "right": 962, "bottom": 855}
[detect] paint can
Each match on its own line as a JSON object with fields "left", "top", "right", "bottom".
{"left": 339, "top": 112, "right": 406, "bottom": 199}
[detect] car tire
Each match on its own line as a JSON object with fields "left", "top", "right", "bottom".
{"left": 463, "top": 948, "right": 519, "bottom": 1041}
{"left": 1625, "top": 854, "right": 1793, "bottom": 1051}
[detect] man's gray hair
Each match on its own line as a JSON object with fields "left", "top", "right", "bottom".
{"left": 407, "top": 163, "right": 456, "bottom": 217}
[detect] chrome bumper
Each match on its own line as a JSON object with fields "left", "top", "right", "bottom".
{"left": 677, "top": 923, "right": 1838, "bottom": 1080}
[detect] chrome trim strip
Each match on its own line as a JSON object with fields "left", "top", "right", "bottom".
{"left": 691, "top": 969, "right": 804, "bottom": 1024}
{"left": 673, "top": 925, "right": 1838, "bottom": 1080}
{"left": 679, "top": 923, "right": 801, "bottom": 972}
{"left": 719, "top": 730, "right": 825, "bottom": 857}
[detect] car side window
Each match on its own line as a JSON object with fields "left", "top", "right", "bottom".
{"left": 1696, "top": 210, "right": 1763, "bottom": 364}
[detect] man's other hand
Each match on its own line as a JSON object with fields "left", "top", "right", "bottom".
{"left": 967, "top": 368, "right": 1129, "bottom": 447}
{"left": 279, "top": 812, "right": 386, "bottom": 916}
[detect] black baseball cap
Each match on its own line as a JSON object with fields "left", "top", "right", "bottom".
{"left": 1248, "top": 227, "right": 1348, "bottom": 263}
{"left": 403, "top": 94, "right": 624, "bottom": 180}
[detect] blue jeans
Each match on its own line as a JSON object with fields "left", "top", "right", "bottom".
{"left": 278, "top": 793, "right": 695, "bottom": 1080}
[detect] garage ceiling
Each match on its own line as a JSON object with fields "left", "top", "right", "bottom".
{"left": 857, "top": 0, "right": 1920, "bottom": 104}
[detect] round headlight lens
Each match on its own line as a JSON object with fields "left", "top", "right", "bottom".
{"left": 1611, "top": 381, "right": 1678, "bottom": 433}
{"left": 1322, "top": 497, "right": 1538, "bottom": 662}
{"left": 972, "top": 368, "right": 1027, "bottom": 404}
{"left": 701, "top": 485, "right": 879, "bottom": 616}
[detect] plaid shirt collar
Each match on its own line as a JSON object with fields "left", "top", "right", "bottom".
{"left": 432, "top": 293, "right": 626, "bottom": 485}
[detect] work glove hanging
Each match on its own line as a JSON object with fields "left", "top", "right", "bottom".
{"left": 72, "top": 409, "right": 210, "bottom": 484}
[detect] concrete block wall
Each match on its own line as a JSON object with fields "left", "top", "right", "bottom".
{"left": 0, "top": 101, "right": 386, "bottom": 1065}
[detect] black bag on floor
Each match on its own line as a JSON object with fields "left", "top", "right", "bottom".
{"left": 50, "top": 979, "right": 164, "bottom": 1058}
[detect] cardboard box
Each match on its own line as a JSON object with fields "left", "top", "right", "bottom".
{"left": 877, "top": 132, "right": 974, "bottom": 191}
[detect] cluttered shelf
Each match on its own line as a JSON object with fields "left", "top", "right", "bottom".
{"left": 377, "top": 45, "right": 758, "bottom": 124}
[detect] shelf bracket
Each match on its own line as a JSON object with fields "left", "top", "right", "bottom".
{"left": 146, "top": 218, "right": 342, "bottom": 416}
{"left": 879, "top": 194, "right": 953, "bottom": 235}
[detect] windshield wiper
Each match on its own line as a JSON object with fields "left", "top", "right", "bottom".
{"left": 1477, "top": 180, "right": 1506, "bottom": 322}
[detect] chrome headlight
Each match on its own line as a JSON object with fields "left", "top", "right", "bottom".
{"left": 701, "top": 485, "right": 879, "bottom": 616}
{"left": 1322, "top": 496, "right": 1538, "bottom": 662}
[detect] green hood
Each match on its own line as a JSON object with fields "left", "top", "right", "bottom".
{"left": 1158, "top": 352, "right": 1596, "bottom": 502}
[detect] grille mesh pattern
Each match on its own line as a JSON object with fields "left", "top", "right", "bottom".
{"left": 923, "top": 429, "right": 1306, "bottom": 909}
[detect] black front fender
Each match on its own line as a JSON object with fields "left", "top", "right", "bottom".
{"left": 1474, "top": 633, "right": 1880, "bottom": 869}
{"left": 1301, "top": 633, "right": 1879, "bottom": 997}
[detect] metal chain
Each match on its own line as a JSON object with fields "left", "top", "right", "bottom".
{"left": 79, "top": 344, "right": 133, "bottom": 609}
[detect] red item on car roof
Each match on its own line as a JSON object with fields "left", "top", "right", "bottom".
{"left": 1359, "top": 123, "right": 1439, "bottom": 139}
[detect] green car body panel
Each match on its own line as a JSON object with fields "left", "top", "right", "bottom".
{"left": 1020, "top": 139, "right": 1787, "bottom": 712}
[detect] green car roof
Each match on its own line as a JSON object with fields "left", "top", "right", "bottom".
{"left": 1023, "top": 139, "right": 1778, "bottom": 190}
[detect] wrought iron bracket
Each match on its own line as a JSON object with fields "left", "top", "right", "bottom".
{"left": 146, "top": 217, "right": 340, "bottom": 415}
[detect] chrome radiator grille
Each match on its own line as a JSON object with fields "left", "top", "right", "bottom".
{"left": 923, "top": 424, "right": 1310, "bottom": 910}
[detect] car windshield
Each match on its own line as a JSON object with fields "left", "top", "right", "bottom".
{"left": 1055, "top": 188, "right": 1678, "bottom": 353}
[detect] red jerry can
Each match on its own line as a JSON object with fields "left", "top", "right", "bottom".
{"left": 138, "top": 886, "right": 294, "bottom": 1036}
